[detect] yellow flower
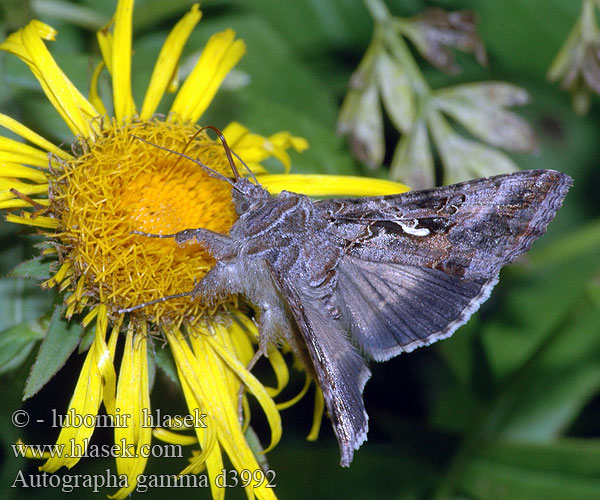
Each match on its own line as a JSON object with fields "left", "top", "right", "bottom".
{"left": 0, "top": 1, "right": 407, "bottom": 499}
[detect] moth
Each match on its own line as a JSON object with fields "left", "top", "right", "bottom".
{"left": 127, "top": 130, "right": 572, "bottom": 466}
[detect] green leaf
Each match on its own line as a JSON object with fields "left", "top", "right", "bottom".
{"left": 234, "top": 0, "right": 372, "bottom": 54}
{"left": 23, "top": 306, "right": 82, "bottom": 400}
{"left": 498, "top": 365, "right": 600, "bottom": 441}
{"left": 460, "top": 439, "right": 600, "bottom": 500}
{"left": 78, "top": 323, "right": 95, "bottom": 354}
{"left": 481, "top": 228, "right": 600, "bottom": 379}
{"left": 154, "top": 343, "right": 179, "bottom": 387}
{"left": 471, "top": 0, "right": 579, "bottom": 79}
{"left": 0, "top": 278, "right": 55, "bottom": 332}
{"left": 530, "top": 219, "right": 600, "bottom": 267}
{"left": 495, "top": 297, "right": 600, "bottom": 440}
{"left": 390, "top": 119, "right": 434, "bottom": 188}
{"left": 0, "top": 321, "right": 45, "bottom": 376}
{"left": 245, "top": 425, "right": 270, "bottom": 470}
{"left": 8, "top": 256, "right": 53, "bottom": 280}
{"left": 337, "top": 82, "right": 384, "bottom": 169}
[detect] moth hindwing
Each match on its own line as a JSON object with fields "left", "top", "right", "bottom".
{"left": 143, "top": 165, "right": 572, "bottom": 466}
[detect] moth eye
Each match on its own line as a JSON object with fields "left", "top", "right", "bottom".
{"left": 237, "top": 200, "right": 250, "bottom": 214}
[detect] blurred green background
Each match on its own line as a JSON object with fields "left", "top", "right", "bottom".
{"left": 0, "top": 0, "right": 599, "bottom": 499}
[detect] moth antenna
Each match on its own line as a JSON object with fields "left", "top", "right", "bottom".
{"left": 118, "top": 291, "right": 193, "bottom": 314}
{"left": 230, "top": 149, "right": 259, "bottom": 185}
{"left": 130, "top": 134, "right": 236, "bottom": 188}
{"left": 170, "top": 128, "right": 204, "bottom": 166}
{"left": 183, "top": 126, "right": 259, "bottom": 184}
{"left": 194, "top": 125, "right": 259, "bottom": 185}
{"left": 196, "top": 125, "right": 241, "bottom": 180}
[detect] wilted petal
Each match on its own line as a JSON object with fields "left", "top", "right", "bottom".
{"left": 572, "top": 79, "right": 593, "bottom": 115}
{"left": 436, "top": 82, "right": 529, "bottom": 108}
{"left": 433, "top": 83, "right": 538, "bottom": 152}
{"left": 375, "top": 51, "right": 416, "bottom": 133}
{"left": 390, "top": 120, "right": 434, "bottom": 189}
{"left": 429, "top": 112, "right": 518, "bottom": 185}
{"left": 547, "top": 21, "right": 581, "bottom": 83}
{"left": 582, "top": 43, "right": 600, "bottom": 93}
{"left": 337, "top": 41, "right": 385, "bottom": 168}
{"left": 396, "top": 8, "right": 487, "bottom": 74}
{"left": 547, "top": 0, "right": 600, "bottom": 114}
{"left": 337, "top": 82, "right": 384, "bottom": 169}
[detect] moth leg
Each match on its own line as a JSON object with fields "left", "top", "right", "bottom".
{"left": 190, "top": 261, "right": 241, "bottom": 303}
{"left": 174, "top": 228, "right": 235, "bottom": 260}
{"left": 132, "top": 226, "right": 233, "bottom": 258}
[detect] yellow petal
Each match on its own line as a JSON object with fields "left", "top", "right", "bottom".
{"left": 222, "top": 121, "right": 249, "bottom": 144}
{"left": 0, "top": 179, "right": 48, "bottom": 196}
{"left": 5, "top": 212, "right": 57, "bottom": 229}
{"left": 153, "top": 428, "right": 197, "bottom": 446}
{"left": 261, "top": 131, "right": 309, "bottom": 172}
{"left": 166, "top": 327, "right": 222, "bottom": 499}
{"left": 102, "top": 316, "right": 122, "bottom": 415}
{"left": 171, "top": 29, "right": 246, "bottom": 123}
{"left": 223, "top": 122, "right": 307, "bottom": 172}
{"left": 88, "top": 61, "right": 108, "bottom": 116}
{"left": 0, "top": 152, "right": 46, "bottom": 168}
{"left": 13, "top": 439, "right": 53, "bottom": 459}
{"left": 0, "top": 162, "right": 47, "bottom": 182}
{"left": 276, "top": 373, "right": 311, "bottom": 410}
{"left": 140, "top": 4, "right": 202, "bottom": 120}
{"left": 20, "top": 22, "right": 99, "bottom": 137}
{"left": 0, "top": 20, "right": 57, "bottom": 63}
{"left": 41, "top": 305, "right": 115, "bottom": 472}
{"left": 0, "top": 137, "right": 53, "bottom": 167}
{"left": 263, "top": 348, "right": 289, "bottom": 397}
{"left": 97, "top": 21, "right": 113, "bottom": 74}
{"left": 109, "top": 323, "right": 152, "bottom": 499}
{"left": 0, "top": 198, "right": 49, "bottom": 209}
{"left": 307, "top": 386, "right": 325, "bottom": 441}
{"left": 112, "top": 0, "right": 136, "bottom": 121}
{"left": 167, "top": 325, "right": 276, "bottom": 500}
{"left": 259, "top": 173, "right": 409, "bottom": 197}
{"left": 177, "top": 392, "right": 217, "bottom": 476}
{"left": 269, "top": 131, "right": 309, "bottom": 153}
{"left": 0, "top": 113, "right": 71, "bottom": 160}
{"left": 206, "top": 325, "right": 282, "bottom": 452}
{"left": 43, "top": 262, "right": 71, "bottom": 288}
{"left": 0, "top": 21, "right": 98, "bottom": 137}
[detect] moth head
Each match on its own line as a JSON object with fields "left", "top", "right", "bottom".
{"left": 231, "top": 177, "right": 270, "bottom": 215}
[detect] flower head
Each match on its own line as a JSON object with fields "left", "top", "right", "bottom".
{"left": 1, "top": 1, "right": 406, "bottom": 498}
{"left": 0, "top": 3, "right": 302, "bottom": 499}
